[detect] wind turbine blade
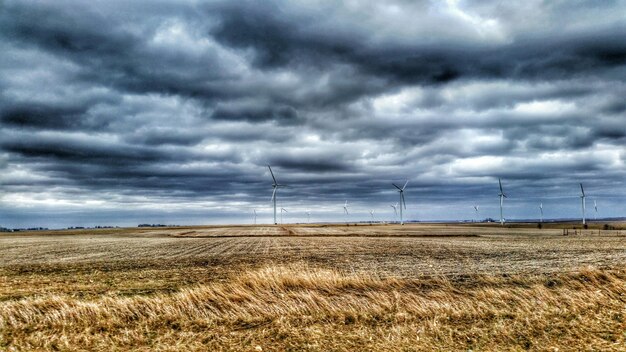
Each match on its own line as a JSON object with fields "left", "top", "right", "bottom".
{"left": 499, "top": 178, "right": 503, "bottom": 193}
{"left": 401, "top": 193, "right": 406, "bottom": 209}
{"left": 271, "top": 187, "right": 277, "bottom": 202}
{"left": 267, "top": 165, "right": 277, "bottom": 184}
{"left": 402, "top": 180, "right": 409, "bottom": 190}
{"left": 580, "top": 183, "right": 585, "bottom": 197}
{"left": 392, "top": 183, "right": 402, "bottom": 190}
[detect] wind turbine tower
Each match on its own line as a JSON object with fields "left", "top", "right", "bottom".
{"left": 280, "top": 207, "right": 288, "bottom": 225}
{"left": 369, "top": 210, "right": 375, "bottom": 223}
{"left": 268, "top": 165, "right": 285, "bottom": 225}
{"left": 580, "top": 183, "right": 586, "bottom": 225}
{"left": 594, "top": 200, "right": 598, "bottom": 221}
{"left": 253, "top": 209, "right": 257, "bottom": 225}
{"left": 498, "top": 178, "right": 507, "bottom": 226}
{"left": 539, "top": 203, "right": 543, "bottom": 223}
{"left": 392, "top": 180, "right": 408, "bottom": 225}
{"left": 306, "top": 210, "right": 311, "bottom": 224}
{"left": 473, "top": 205, "right": 479, "bottom": 222}
{"left": 343, "top": 200, "right": 349, "bottom": 224}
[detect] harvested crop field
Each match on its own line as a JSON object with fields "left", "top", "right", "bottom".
{"left": 1, "top": 223, "right": 626, "bottom": 351}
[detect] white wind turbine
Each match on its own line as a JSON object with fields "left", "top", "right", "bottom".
{"left": 369, "top": 210, "right": 375, "bottom": 223}
{"left": 392, "top": 180, "right": 408, "bottom": 225}
{"left": 498, "top": 178, "right": 507, "bottom": 226}
{"left": 280, "top": 207, "right": 288, "bottom": 225}
{"left": 268, "top": 165, "right": 285, "bottom": 225}
{"left": 473, "top": 205, "right": 479, "bottom": 222}
{"left": 594, "top": 200, "right": 598, "bottom": 221}
{"left": 539, "top": 203, "right": 543, "bottom": 223}
{"left": 253, "top": 209, "right": 257, "bottom": 225}
{"left": 306, "top": 210, "right": 311, "bottom": 224}
{"left": 580, "top": 183, "right": 586, "bottom": 225}
{"left": 343, "top": 200, "right": 349, "bottom": 224}
{"left": 390, "top": 203, "right": 398, "bottom": 223}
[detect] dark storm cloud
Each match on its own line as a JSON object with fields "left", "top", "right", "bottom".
{"left": 211, "top": 102, "right": 299, "bottom": 122}
{"left": 1, "top": 0, "right": 625, "bottom": 227}
{"left": 209, "top": 1, "right": 626, "bottom": 83}
{"left": 1, "top": 1, "right": 235, "bottom": 100}
{"left": 1, "top": 132, "right": 175, "bottom": 164}
{"left": 268, "top": 154, "right": 351, "bottom": 173}
{"left": 1, "top": 103, "right": 91, "bottom": 130}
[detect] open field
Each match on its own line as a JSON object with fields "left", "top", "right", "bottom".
{"left": 1, "top": 224, "right": 626, "bottom": 350}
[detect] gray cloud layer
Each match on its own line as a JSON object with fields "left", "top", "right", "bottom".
{"left": 1, "top": 0, "right": 625, "bottom": 227}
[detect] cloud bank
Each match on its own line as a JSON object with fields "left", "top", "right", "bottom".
{"left": 1, "top": 0, "right": 625, "bottom": 227}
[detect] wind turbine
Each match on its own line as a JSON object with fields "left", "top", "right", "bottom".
{"left": 268, "top": 165, "right": 285, "bottom": 225}
{"left": 253, "top": 209, "right": 257, "bottom": 225}
{"left": 390, "top": 203, "right": 398, "bottom": 223}
{"left": 306, "top": 210, "right": 311, "bottom": 224}
{"left": 280, "top": 207, "right": 288, "bottom": 224}
{"left": 343, "top": 200, "right": 349, "bottom": 224}
{"left": 498, "top": 178, "right": 507, "bottom": 226}
{"left": 580, "top": 183, "right": 586, "bottom": 225}
{"left": 392, "top": 180, "right": 408, "bottom": 225}
{"left": 539, "top": 203, "right": 543, "bottom": 223}
{"left": 473, "top": 205, "right": 479, "bottom": 222}
{"left": 594, "top": 200, "right": 598, "bottom": 221}
{"left": 369, "top": 210, "right": 375, "bottom": 223}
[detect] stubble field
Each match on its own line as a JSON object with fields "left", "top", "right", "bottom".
{"left": 1, "top": 223, "right": 625, "bottom": 351}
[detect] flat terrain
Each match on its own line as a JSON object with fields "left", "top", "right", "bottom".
{"left": 1, "top": 224, "right": 626, "bottom": 351}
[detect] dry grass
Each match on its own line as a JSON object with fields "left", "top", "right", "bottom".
{"left": 1, "top": 264, "right": 626, "bottom": 351}
{"left": 1, "top": 224, "right": 626, "bottom": 350}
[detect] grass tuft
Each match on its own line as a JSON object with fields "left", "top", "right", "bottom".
{"left": 1, "top": 264, "right": 626, "bottom": 350}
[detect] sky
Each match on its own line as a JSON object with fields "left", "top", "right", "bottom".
{"left": 1, "top": 0, "right": 625, "bottom": 228}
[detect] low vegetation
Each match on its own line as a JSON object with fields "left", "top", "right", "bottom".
{"left": 1, "top": 224, "right": 625, "bottom": 350}
{"left": 2, "top": 264, "right": 626, "bottom": 351}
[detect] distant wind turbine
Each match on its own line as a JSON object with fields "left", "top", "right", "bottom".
{"left": 306, "top": 210, "right": 311, "bottom": 224}
{"left": 392, "top": 180, "right": 408, "bottom": 225}
{"left": 369, "top": 210, "right": 375, "bottom": 223}
{"left": 253, "top": 209, "right": 257, "bottom": 225}
{"left": 580, "top": 183, "right": 586, "bottom": 225}
{"left": 473, "top": 205, "right": 479, "bottom": 222}
{"left": 343, "top": 200, "right": 349, "bottom": 224}
{"left": 268, "top": 165, "right": 285, "bottom": 225}
{"left": 390, "top": 203, "right": 398, "bottom": 223}
{"left": 280, "top": 207, "right": 288, "bottom": 225}
{"left": 594, "top": 200, "right": 598, "bottom": 220}
{"left": 498, "top": 178, "right": 507, "bottom": 226}
{"left": 539, "top": 203, "right": 543, "bottom": 223}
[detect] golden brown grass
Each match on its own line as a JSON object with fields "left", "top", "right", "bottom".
{"left": 2, "top": 225, "right": 626, "bottom": 350}
{"left": 1, "top": 263, "right": 626, "bottom": 351}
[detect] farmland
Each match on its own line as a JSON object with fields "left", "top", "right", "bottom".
{"left": 1, "top": 224, "right": 626, "bottom": 351}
